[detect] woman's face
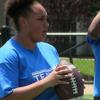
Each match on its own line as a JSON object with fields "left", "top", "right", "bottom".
{"left": 23, "top": 3, "right": 49, "bottom": 42}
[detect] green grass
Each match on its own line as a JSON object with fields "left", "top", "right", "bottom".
{"left": 83, "top": 94, "right": 93, "bottom": 100}
{"left": 60, "top": 57, "right": 94, "bottom": 77}
{"left": 73, "top": 58, "right": 94, "bottom": 77}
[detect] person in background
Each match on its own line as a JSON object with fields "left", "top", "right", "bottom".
{"left": 87, "top": 11, "right": 100, "bottom": 100}
{"left": 0, "top": 0, "right": 72, "bottom": 100}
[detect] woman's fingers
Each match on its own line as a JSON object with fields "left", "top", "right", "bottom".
{"left": 57, "top": 69, "right": 72, "bottom": 75}
{"left": 56, "top": 74, "right": 73, "bottom": 80}
{"left": 57, "top": 80, "right": 70, "bottom": 85}
{"left": 55, "top": 65, "right": 68, "bottom": 71}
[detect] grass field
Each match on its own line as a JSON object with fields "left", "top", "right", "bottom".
{"left": 60, "top": 57, "right": 94, "bottom": 77}
{"left": 73, "top": 58, "right": 94, "bottom": 77}
{"left": 83, "top": 94, "right": 93, "bottom": 100}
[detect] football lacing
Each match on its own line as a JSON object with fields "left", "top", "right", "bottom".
{"left": 70, "top": 76, "right": 78, "bottom": 95}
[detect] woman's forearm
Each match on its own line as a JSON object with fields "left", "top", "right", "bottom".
{"left": 3, "top": 65, "right": 72, "bottom": 100}
{"left": 3, "top": 78, "right": 50, "bottom": 100}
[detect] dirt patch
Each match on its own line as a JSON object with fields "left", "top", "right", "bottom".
{"left": 84, "top": 84, "right": 93, "bottom": 94}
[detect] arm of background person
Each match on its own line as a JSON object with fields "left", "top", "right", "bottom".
{"left": 88, "top": 11, "right": 100, "bottom": 39}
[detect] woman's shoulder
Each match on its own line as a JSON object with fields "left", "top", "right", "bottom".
{"left": 37, "top": 42, "right": 58, "bottom": 54}
{"left": 37, "top": 42, "right": 55, "bottom": 49}
{"left": 0, "top": 40, "right": 19, "bottom": 62}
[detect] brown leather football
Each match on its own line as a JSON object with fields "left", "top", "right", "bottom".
{"left": 55, "top": 62, "right": 84, "bottom": 100}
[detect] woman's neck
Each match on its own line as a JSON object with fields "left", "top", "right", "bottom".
{"left": 14, "top": 33, "right": 36, "bottom": 50}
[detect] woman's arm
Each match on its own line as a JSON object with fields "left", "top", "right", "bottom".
{"left": 3, "top": 65, "right": 72, "bottom": 100}
{"left": 3, "top": 78, "right": 49, "bottom": 100}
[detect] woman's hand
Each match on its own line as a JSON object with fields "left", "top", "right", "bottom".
{"left": 44, "top": 64, "right": 73, "bottom": 88}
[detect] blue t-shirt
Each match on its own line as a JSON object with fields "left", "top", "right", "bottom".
{"left": 0, "top": 38, "right": 60, "bottom": 100}
{"left": 87, "top": 35, "right": 100, "bottom": 96}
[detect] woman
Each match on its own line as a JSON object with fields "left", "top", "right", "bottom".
{"left": 0, "top": 0, "right": 72, "bottom": 100}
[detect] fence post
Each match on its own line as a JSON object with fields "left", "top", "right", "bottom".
{"left": 69, "top": 35, "right": 73, "bottom": 64}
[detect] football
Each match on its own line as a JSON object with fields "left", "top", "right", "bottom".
{"left": 55, "top": 61, "right": 84, "bottom": 100}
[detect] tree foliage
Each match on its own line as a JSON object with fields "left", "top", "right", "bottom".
{"left": 41, "top": 0, "right": 100, "bottom": 17}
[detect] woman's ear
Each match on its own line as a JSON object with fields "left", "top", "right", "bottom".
{"left": 18, "top": 16, "right": 28, "bottom": 29}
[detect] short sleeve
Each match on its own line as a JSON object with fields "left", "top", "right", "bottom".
{"left": 54, "top": 49, "right": 60, "bottom": 63}
{"left": 0, "top": 49, "right": 19, "bottom": 99}
{"left": 48, "top": 43, "right": 60, "bottom": 64}
{"left": 87, "top": 34, "right": 100, "bottom": 45}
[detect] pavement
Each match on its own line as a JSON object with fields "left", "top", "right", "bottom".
{"left": 84, "top": 84, "right": 93, "bottom": 94}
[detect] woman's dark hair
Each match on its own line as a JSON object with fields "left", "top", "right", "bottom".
{"left": 5, "top": 0, "right": 39, "bottom": 31}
